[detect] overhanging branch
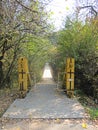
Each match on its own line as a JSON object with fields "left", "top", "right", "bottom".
{"left": 79, "top": 5, "right": 98, "bottom": 17}
{"left": 15, "top": 0, "right": 38, "bottom": 13}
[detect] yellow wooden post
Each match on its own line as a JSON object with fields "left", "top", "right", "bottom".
{"left": 66, "top": 58, "right": 75, "bottom": 98}
{"left": 18, "top": 57, "right": 32, "bottom": 97}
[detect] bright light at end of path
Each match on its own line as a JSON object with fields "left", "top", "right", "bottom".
{"left": 42, "top": 64, "right": 53, "bottom": 79}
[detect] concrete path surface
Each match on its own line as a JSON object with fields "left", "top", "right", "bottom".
{"left": 3, "top": 79, "right": 86, "bottom": 119}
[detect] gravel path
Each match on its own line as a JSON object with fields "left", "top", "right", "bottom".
{"left": 3, "top": 79, "right": 86, "bottom": 119}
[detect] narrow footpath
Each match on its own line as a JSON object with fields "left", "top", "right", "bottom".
{"left": 3, "top": 78, "right": 86, "bottom": 119}
{"left": 1, "top": 64, "right": 98, "bottom": 130}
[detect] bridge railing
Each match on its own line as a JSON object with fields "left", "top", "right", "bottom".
{"left": 57, "top": 58, "right": 75, "bottom": 98}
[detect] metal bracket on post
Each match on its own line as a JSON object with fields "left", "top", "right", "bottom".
{"left": 65, "top": 58, "right": 75, "bottom": 98}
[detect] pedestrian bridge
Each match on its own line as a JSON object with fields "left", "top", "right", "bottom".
{"left": 3, "top": 57, "right": 86, "bottom": 119}
{"left": 3, "top": 78, "right": 85, "bottom": 119}
{"left": 18, "top": 57, "right": 75, "bottom": 98}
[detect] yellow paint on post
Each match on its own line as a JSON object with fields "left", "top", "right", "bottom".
{"left": 18, "top": 57, "right": 31, "bottom": 97}
{"left": 18, "top": 57, "right": 28, "bottom": 92}
{"left": 66, "top": 58, "right": 75, "bottom": 98}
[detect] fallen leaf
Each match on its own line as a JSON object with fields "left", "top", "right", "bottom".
{"left": 82, "top": 123, "right": 87, "bottom": 128}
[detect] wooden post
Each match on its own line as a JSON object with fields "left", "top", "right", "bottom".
{"left": 18, "top": 57, "right": 31, "bottom": 97}
{"left": 66, "top": 58, "right": 75, "bottom": 98}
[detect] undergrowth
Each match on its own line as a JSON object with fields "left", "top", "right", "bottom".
{"left": 75, "top": 89, "right": 98, "bottom": 119}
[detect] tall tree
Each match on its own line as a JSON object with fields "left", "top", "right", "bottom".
{"left": 0, "top": 0, "right": 52, "bottom": 87}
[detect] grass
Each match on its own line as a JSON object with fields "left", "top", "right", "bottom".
{"left": 75, "top": 89, "right": 98, "bottom": 119}
{"left": 89, "top": 108, "right": 98, "bottom": 119}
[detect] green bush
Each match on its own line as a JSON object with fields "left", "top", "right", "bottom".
{"left": 53, "top": 19, "right": 98, "bottom": 98}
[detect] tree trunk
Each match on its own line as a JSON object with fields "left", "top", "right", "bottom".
{"left": 0, "top": 0, "right": 3, "bottom": 87}
{"left": 0, "top": 60, "right": 3, "bottom": 85}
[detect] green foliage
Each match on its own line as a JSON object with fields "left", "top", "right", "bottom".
{"left": 0, "top": 0, "right": 53, "bottom": 87}
{"left": 75, "top": 89, "right": 98, "bottom": 119}
{"left": 52, "top": 18, "right": 98, "bottom": 98}
{"left": 89, "top": 108, "right": 98, "bottom": 119}
{"left": 21, "top": 34, "right": 55, "bottom": 81}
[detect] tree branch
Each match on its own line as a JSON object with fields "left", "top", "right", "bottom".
{"left": 15, "top": 0, "right": 38, "bottom": 13}
{"left": 79, "top": 5, "right": 98, "bottom": 17}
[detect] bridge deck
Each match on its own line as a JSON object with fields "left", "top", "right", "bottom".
{"left": 3, "top": 79, "right": 86, "bottom": 119}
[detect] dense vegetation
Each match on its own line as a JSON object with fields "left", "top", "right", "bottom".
{"left": 0, "top": 0, "right": 98, "bottom": 101}
{"left": 0, "top": 0, "right": 54, "bottom": 87}
{"left": 51, "top": 0, "right": 98, "bottom": 100}
{"left": 52, "top": 18, "right": 98, "bottom": 99}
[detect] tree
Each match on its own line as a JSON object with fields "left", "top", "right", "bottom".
{"left": 76, "top": 0, "right": 98, "bottom": 21}
{"left": 53, "top": 18, "right": 98, "bottom": 97}
{"left": 21, "top": 34, "right": 55, "bottom": 81}
{"left": 0, "top": 0, "right": 52, "bottom": 87}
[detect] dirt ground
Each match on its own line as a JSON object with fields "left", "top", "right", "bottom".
{"left": 0, "top": 88, "right": 18, "bottom": 117}
{"left": 0, "top": 118, "right": 98, "bottom": 130}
